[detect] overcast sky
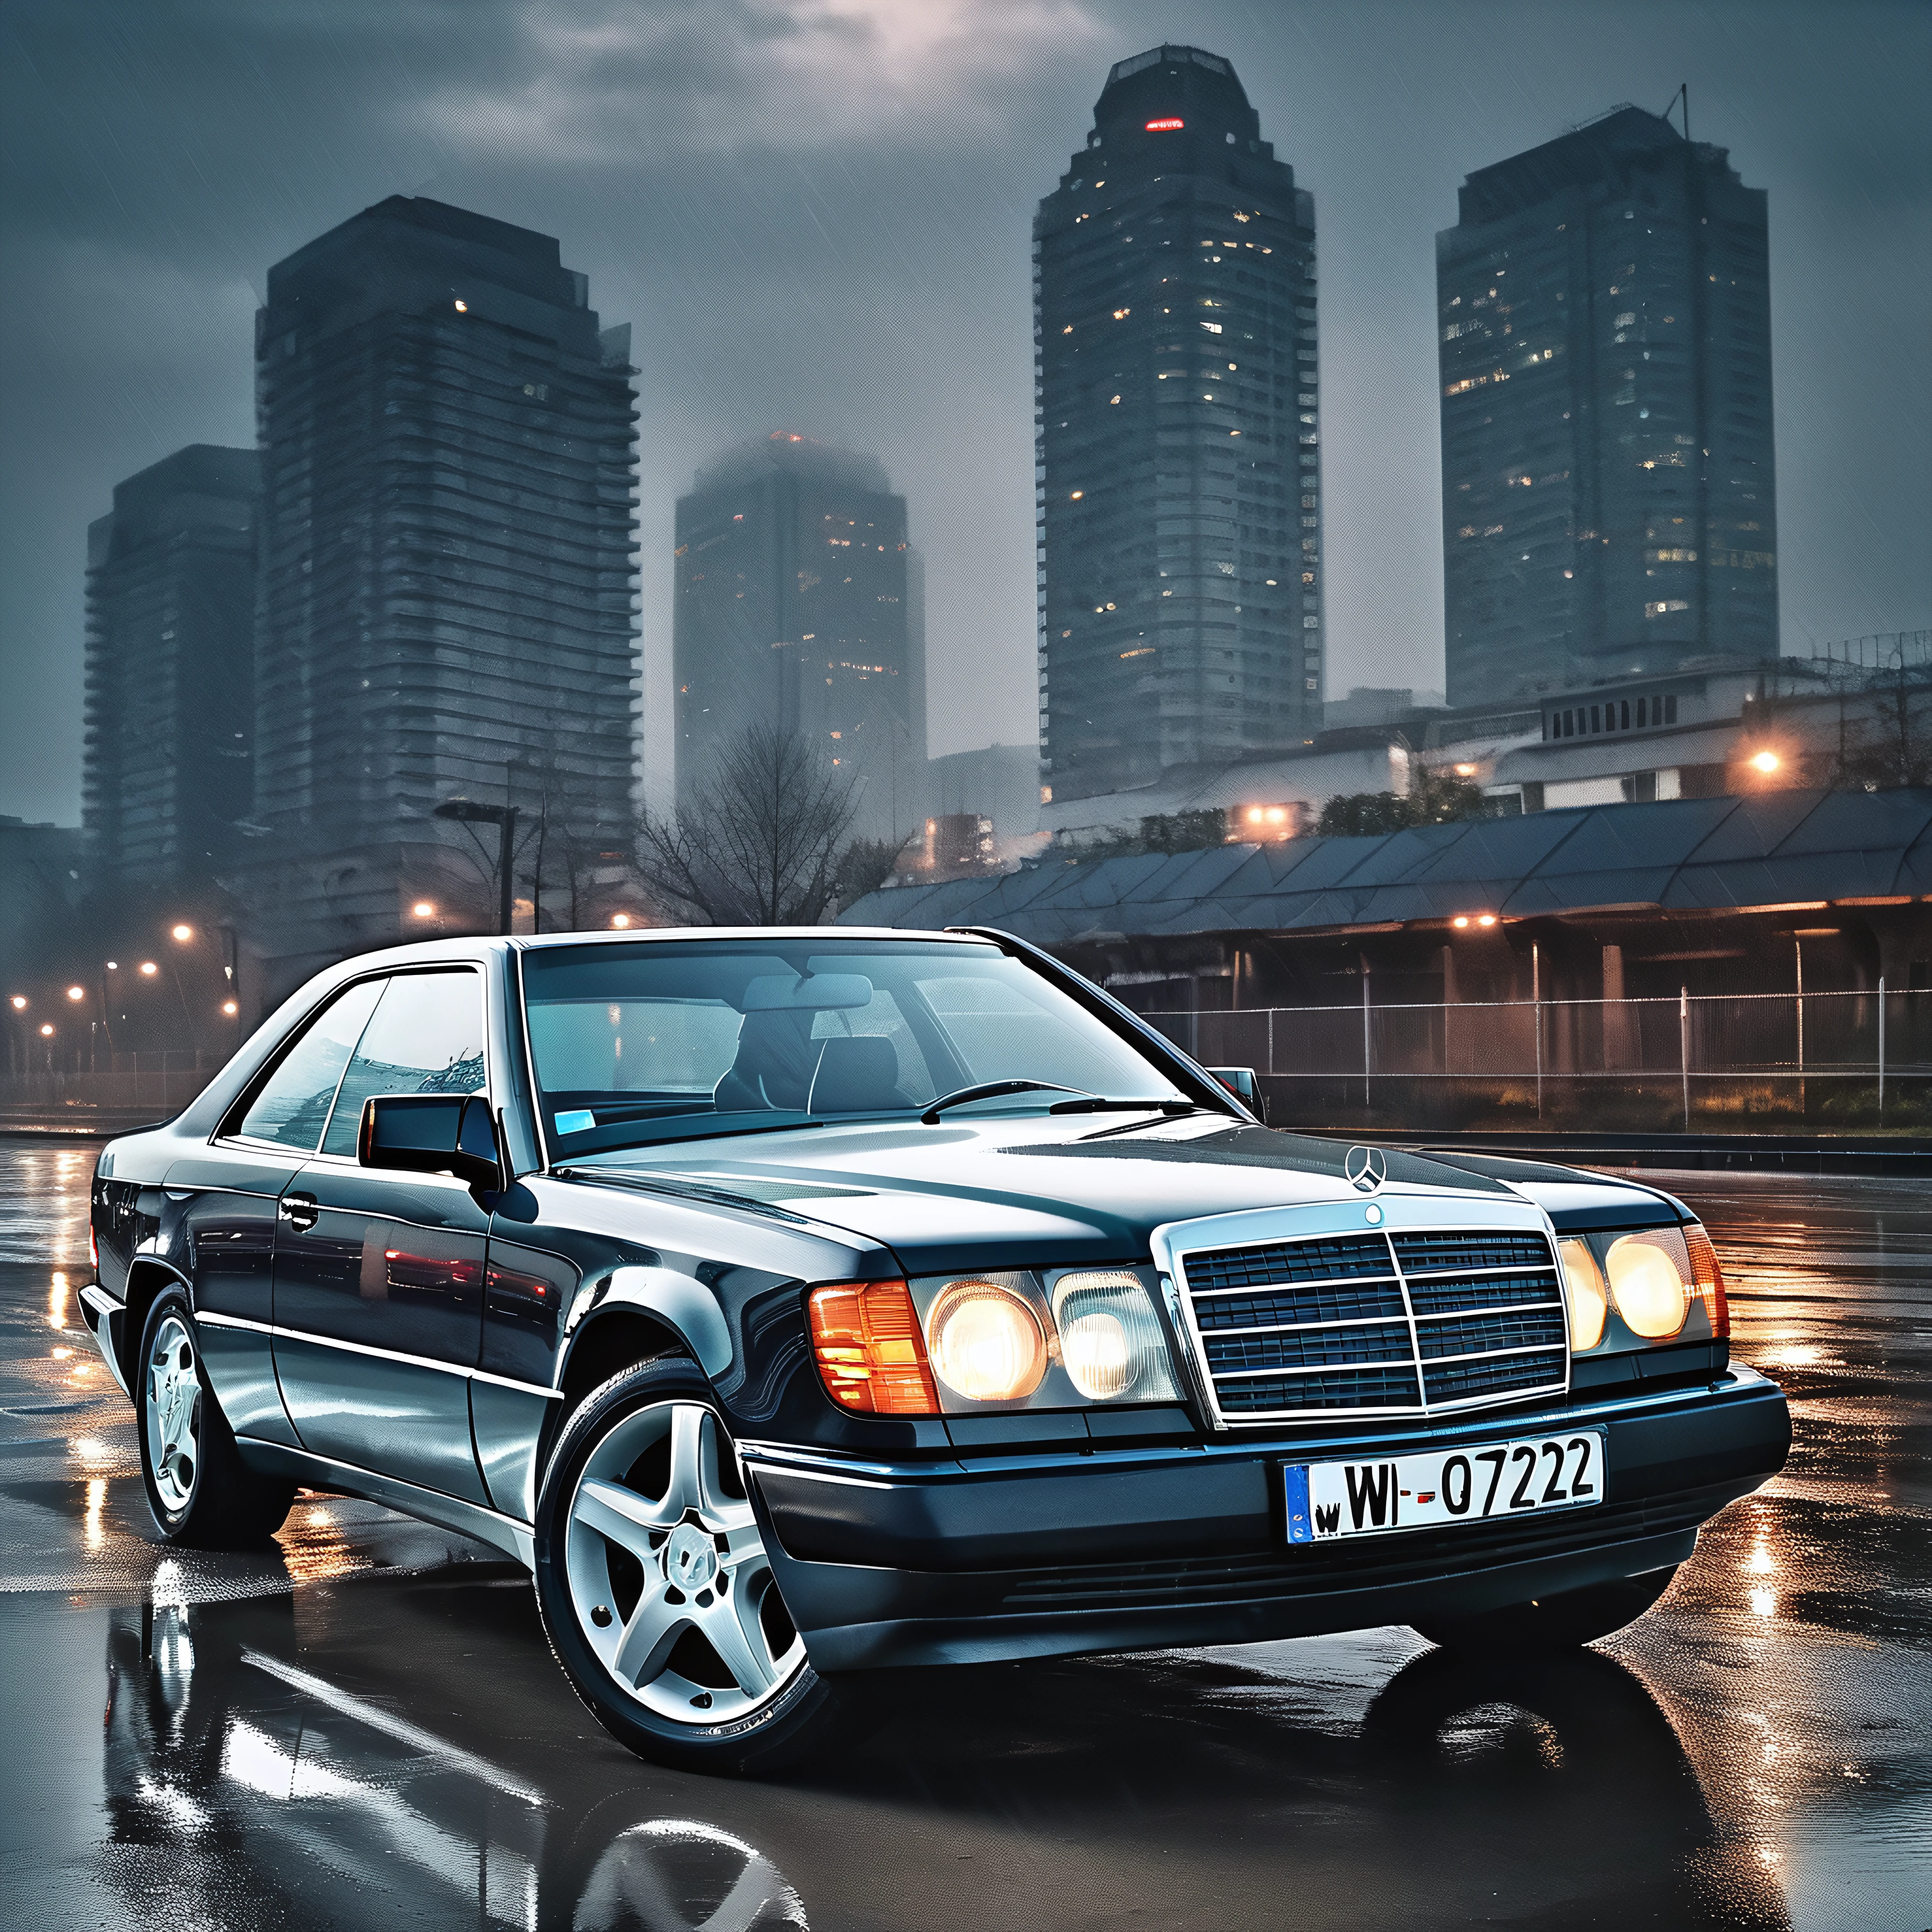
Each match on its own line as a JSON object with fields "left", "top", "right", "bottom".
{"left": 2, "top": 0, "right": 1926, "bottom": 824}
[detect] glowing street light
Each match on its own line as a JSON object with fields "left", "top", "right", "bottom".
{"left": 139, "top": 961, "right": 158, "bottom": 976}
{"left": 1749, "top": 750, "right": 1780, "bottom": 774}
{"left": 38, "top": 1024, "right": 54, "bottom": 1038}
{"left": 411, "top": 901, "right": 437, "bottom": 919}
{"left": 171, "top": 923, "right": 194, "bottom": 942}
{"left": 222, "top": 1000, "right": 239, "bottom": 1016}
{"left": 66, "top": 986, "right": 84, "bottom": 1001}
{"left": 8, "top": 995, "right": 25, "bottom": 1011}
{"left": 610, "top": 913, "right": 633, "bottom": 929}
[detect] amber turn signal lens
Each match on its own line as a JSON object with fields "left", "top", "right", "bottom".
{"left": 807, "top": 1280, "right": 939, "bottom": 1415}
{"left": 1683, "top": 1221, "right": 1730, "bottom": 1340}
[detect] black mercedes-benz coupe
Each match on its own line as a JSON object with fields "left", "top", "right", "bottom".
{"left": 80, "top": 926, "right": 1789, "bottom": 1773}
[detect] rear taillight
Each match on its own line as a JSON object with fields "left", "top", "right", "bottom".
{"left": 1683, "top": 1221, "right": 1730, "bottom": 1341}
{"left": 807, "top": 1280, "right": 939, "bottom": 1415}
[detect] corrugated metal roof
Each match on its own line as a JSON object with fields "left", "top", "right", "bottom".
{"left": 839, "top": 788, "right": 1932, "bottom": 943}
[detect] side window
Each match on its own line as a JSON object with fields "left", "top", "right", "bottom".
{"left": 320, "top": 971, "right": 487, "bottom": 1158}
{"left": 234, "top": 978, "right": 386, "bottom": 1151}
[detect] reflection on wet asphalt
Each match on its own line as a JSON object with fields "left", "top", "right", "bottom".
{"left": 1, "top": 1143, "right": 1924, "bottom": 1931}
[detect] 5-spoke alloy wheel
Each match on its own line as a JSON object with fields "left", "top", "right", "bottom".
{"left": 534, "top": 1357, "right": 874, "bottom": 1775}
{"left": 134, "top": 1288, "right": 295, "bottom": 1547}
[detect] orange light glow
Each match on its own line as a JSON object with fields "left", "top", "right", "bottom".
{"left": 171, "top": 924, "right": 193, "bottom": 941}
{"left": 1750, "top": 750, "right": 1780, "bottom": 774}
{"left": 1684, "top": 1222, "right": 1731, "bottom": 1339}
{"left": 67, "top": 986, "right": 84, "bottom": 1000}
{"left": 1453, "top": 763, "right": 1479, "bottom": 777}
{"left": 222, "top": 1000, "right": 239, "bottom": 1016}
{"left": 610, "top": 913, "right": 633, "bottom": 929}
{"left": 808, "top": 1281, "right": 939, "bottom": 1415}
{"left": 39, "top": 1023, "right": 54, "bottom": 1037}
{"left": 1453, "top": 916, "right": 1470, "bottom": 929}
{"left": 1477, "top": 913, "right": 1498, "bottom": 927}
{"left": 1145, "top": 117, "right": 1184, "bottom": 131}
{"left": 139, "top": 962, "right": 158, "bottom": 976}
{"left": 411, "top": 901, "right": 436, "bottom": 918}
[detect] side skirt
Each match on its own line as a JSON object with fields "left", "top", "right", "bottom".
{"left": 235, "top": 1436, "right": 537, "bottom": 1570}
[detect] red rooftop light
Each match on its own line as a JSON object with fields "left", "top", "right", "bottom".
{"left": 1145, "top": 117, "right": 1184, "bottom": 132}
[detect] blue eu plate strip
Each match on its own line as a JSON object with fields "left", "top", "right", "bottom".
{"left": 1283, "top": 1464, "right": 1312, "bottom": 1544}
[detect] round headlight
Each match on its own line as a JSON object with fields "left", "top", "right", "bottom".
{"left": 926, "top": 1281, "right": 1048, "bottom": 1402}
{"left": 1051, "top": 1270, "right": 1176, "bottom": 1402}
{"left": 1607, "top": 1230, "right": 1691, "bottom": 1338}
{"left": 1557, "top": 1238, "right": 1608, "bottom": 1351}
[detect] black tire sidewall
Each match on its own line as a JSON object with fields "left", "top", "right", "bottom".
{"left": 532, "top": 1356, "right": 845, "bottom": 1775}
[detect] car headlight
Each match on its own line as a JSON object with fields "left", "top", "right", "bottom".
{"left": 1051, "top": 1270, "right": 1180, "bottom": 1402}
{"left": 1557, "top": 1238, "right": 1608, "bottom": 1352}
{"left": 1606, "top": 1229, "right": 1693, "bottom": 1338}
{"left": 926, "top": 1279, "right": 1049, "bottom": 1402}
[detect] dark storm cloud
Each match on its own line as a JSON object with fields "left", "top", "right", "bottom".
{"left": 2, "top": 0, "right": 1926, "bottom": 823}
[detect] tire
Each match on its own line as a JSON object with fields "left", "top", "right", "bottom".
{"left": 1409, "top": 1563, "right": 1680, "bottom": 1656}
{"left": 532, "top": 1356, "right": 877, "bottom": 1776}
{"left": 135, "top": 1288, "right": 296, "bottom": 1547}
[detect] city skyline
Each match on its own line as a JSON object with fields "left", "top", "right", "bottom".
{"left": 2, "top": 1, "right": 1925, "bottom": 826}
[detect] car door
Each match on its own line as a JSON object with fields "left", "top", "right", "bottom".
{"left": 171, "top": 975, "right": 387, "bottom": 1446}
{"left": 270, "top": 968, "right": 492, "bottom": 1504}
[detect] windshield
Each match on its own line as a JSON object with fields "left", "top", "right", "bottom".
{"left": 520, "top": 938, "right": 1189, "bottom": 1155}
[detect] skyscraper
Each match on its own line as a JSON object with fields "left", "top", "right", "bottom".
{"left": 83, "top": 444, "right": 260, "bottom": 886}
{"left": 1438, "top": 106, "right": 1777, "bottom": 707}
{"left": 673, "top": 434, "right": 921, "bottom": 843}
{"left": 1035, "top": 45, "right": 1320, "bottom": 801}
{"left": 250, "top": 197, "right": 639, "bottom": 984}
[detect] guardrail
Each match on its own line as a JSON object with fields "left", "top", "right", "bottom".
{"left": 1140, "top": 985, "right": 1932, "bottom": 1132}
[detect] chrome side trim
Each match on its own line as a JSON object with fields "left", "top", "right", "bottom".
{"left": 234, "top": 1436, "right": 538, "bottom": 1565}
{"left": 736, "top": 1454, "right": 898, "bottom": 1492}
{"left": 200, "top": 1312, "right": 562, "bottom": 1400}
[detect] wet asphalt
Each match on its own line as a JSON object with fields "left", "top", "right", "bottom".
{"left": 0, "top": 1139, "right": 1925, "bottom": 1932}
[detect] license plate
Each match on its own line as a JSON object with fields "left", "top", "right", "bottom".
{"left": 1283, "top": 1430, "right": 1605, "bottom": 1542}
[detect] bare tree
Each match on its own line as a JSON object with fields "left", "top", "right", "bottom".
{"left": 1839, "top": 669, "right": 1932, "bottom": 791}
{"left": 639, "top": 724, "right": 862, "bottom": 925}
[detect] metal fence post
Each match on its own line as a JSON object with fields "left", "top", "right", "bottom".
{"left": 1794, "top": 936, "right": 1806, "bottom": 1117}
{"left": 1679, "top": 986, "right": 1691, "bottom": 1130}
{"left": 1878, "top": 974, "right": 1886, "bottom": 1116}
{"left": 1532, "top": 941, "right": 1543, "bottom": 1119}
{"left": 1361, "top": 962, "right": 1372, "bottom": 1110}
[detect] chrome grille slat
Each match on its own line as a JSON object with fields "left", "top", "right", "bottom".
{"left": 1174, "top": 1217, "right": 1569, "bottom": 1425}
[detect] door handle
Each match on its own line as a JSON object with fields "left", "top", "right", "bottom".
{"left": 277, "top": 1192, "right": 319, "bottom": 1232}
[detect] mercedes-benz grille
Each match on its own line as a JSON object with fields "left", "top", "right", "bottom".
{"left": 1176, "top": 1226, "right": 1568, "bottom": 1424}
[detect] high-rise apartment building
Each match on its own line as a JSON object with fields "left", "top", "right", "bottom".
{"left": 1035, "top": 45, "right": 1321, "bottom": 800}
{"left": 83, "top": 444, "right": 260, "bottom": 885}
{"left": 673, "top": 434, "right": 921, "bottom": 843}
{"left": 1438, "top": 106, "right": 1777, "bottom": 707}
{"left": 250, "top": 196, "right": 639, "bottom": 986}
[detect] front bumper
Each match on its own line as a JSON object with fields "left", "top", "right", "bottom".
{"left": 77, "top": 1282, "right": 130, "bottom": 1395}
{"left": 743, "top": 1365, "right": 1790, "bottom": 1671}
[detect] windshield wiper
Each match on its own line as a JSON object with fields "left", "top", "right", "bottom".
{"left": 920, "top": 1080, "right": 1093, "bottom": 1123}
{"left": 1047, "top": 1096, "right": 1197, "bottom": 1115}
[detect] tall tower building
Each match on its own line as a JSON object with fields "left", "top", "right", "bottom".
{"left": 1035, "top": 45, "right": 1320, "bottom": 801}
{"left": 1438, "top": 106, "right": 1777, "bottom": 707}
{"left": 250, "top": 196, "right": 638, "bottom": 985}
{"left": 83, "top": 444, "right": 260, "bottom": 886}
{"left": 673, "top": 434, "right": 921, "bottom": 843}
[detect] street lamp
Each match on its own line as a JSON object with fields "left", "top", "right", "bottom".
{"left": 139, "top": 961, "right": 158, "bottom": 976}
{"left": 433, "top": 799, "right": 519, "bottom": 936}
{"left": 8, "top": 995, "right": 24, "bottom": 1012}
{"left": 66, "top": 986, "right": 84, "bottom": 1001}
{"left": 611, "top": 912, "right": 633, "bottom": 929}
{"left": 171, "top": 924, "right": 194, "bottom": 942}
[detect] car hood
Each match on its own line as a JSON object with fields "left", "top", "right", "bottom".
{"left": 568, "top": 1113, "right": 1534, "bottom": 1274}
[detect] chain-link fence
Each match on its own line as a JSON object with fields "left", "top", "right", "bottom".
{"left": 1141, "top": 986, "right": 1932, "bottom": 1133}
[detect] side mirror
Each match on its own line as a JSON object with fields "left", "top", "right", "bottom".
{"left": 1207, "top": 1066, "right": 1268, "bottom": 1124}
{"left": 358, "top": 1093, "right": 503, "bottom": 1190}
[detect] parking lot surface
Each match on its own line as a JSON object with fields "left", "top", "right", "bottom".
{"left": 1, "top": 1139, "right": 1924, "bottom": 1930}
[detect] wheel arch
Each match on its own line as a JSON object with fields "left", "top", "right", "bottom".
{"left": 121, "top": 1258, "right": 192, "bottom": 1393}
